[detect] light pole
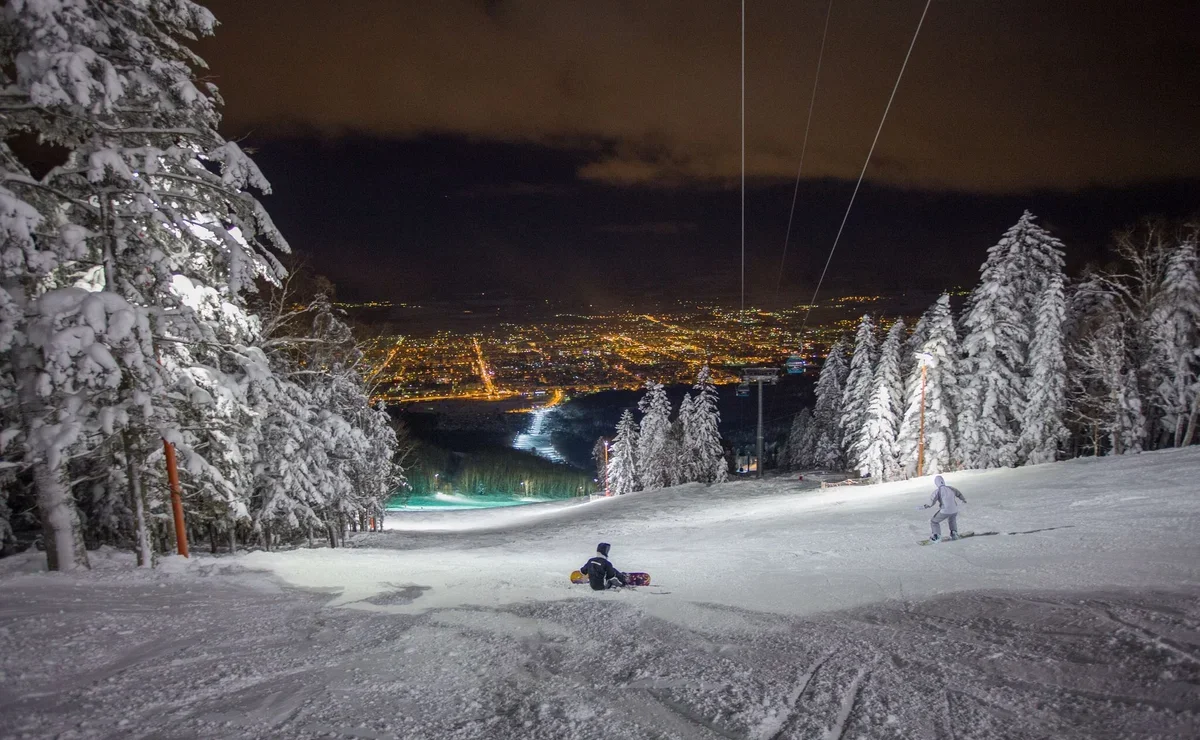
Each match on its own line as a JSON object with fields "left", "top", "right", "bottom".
{"left": 915, "top": 352, "right": 932, "bottom": 477}
{"left": 603, "top": 440, "right": 610, "bottom": 496}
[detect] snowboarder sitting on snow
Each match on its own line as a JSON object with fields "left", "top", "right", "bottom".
{"left": 580, "top": 542, "right": 627, "bottom": 590}
{"left": 921, "top": 475, "right": 966, "bottom": 542}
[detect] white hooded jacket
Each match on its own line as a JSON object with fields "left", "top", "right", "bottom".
{"left": 929, "top": 475, "right": 966, "bottom": 515}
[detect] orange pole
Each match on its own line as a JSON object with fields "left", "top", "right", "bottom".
{"left": 163, "top": 440, "right": 189, "bottom": 557}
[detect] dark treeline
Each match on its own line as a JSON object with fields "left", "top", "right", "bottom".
{"left": 394, "top": 442, "right": 593, "bottom": 501}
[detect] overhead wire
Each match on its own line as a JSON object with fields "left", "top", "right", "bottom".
{"left": 798, "top": 0, "right": 933, "bottom": 336}
{"left": 740, "top": 0, "right": 746, "bottom": 320}
{"left": 774, "top": 0, "right": 835, "bottom": 306}
{"left": 766, "top": 0, "right": 836, "bottom": 438}
{"left": 739, "top": 0, "right": 751, "bottom": 457}
{"left": 777, "top": 0, "right": 935, "bottom": 440}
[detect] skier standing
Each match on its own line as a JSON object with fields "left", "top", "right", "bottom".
{"left": 580, "top": 542, "right": 627, "bottom": 590}
{"left": 921, "top": 475, "right": 966, "bottom": 542}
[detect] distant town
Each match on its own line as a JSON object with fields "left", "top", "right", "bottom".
{"left": 354, "top": 293, "right": 958, "bottom": 403}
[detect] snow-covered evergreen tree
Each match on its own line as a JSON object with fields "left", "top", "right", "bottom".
{"left": 681, "top": 365, "right": 727, "bottom": 484}
{"left": 636, "top": 380, "right": 674, "bottom": 490}
{"left": 607, "top": 410, "right": 639, "bottom": 495}
{"left": 782, "top": 407, "right": 814, "bottom": 470}
{"left": 0, "top": 0, "right": 293, "bottom": 568}
{"left": 1148, "top": 236, "right": 1200, "bottom": 446}
{"left": 840, "top": 314, "right": 877, "bottom": 467}
{"left": 669, "top": 395, "right": 691, "bottom": 486}
{"left": 1066, "top": 221, "right": 1200, "bottom": 454}
{"left": 901, "top": 311, "right": 929, "bottom": 388}
{"left": 960, "top": 217, "right": 1024, "bottom": 468}
{"left": 1018, "top": 273, "right": 1069, "bottom": 463}
{"left": 897, "top": 295, "right": 959, "bottom": 476}
{"left": 591, "top": 436, "right": 609, "bottom": 491}
{"left": 852, "top": 320, "right": 905, "bottom": 480}
{"left": 960, "top": 211, "right": 1066, "bottom": 469}
{"left": 811, "top": 339, "right": 849, "bottom": 469}
{"left": 252, "top": 291, "right": 402, "bottom": 547}
{"left": 1067, "top": 301, "right": 1146, "bottom": 456}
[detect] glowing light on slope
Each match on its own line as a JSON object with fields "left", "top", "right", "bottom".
{"left": 512, "top": 405, "right": 565, "bottom": 463}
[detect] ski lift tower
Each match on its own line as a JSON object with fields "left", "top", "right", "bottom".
{"left": 742, "top": 367, "right": 779, "bottom": 478}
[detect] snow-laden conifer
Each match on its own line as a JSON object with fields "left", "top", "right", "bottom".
{"left": 960, "top": 211, "right": 1066, "bottom": 469}
{"left": 253, "top": 293, "right": 401, "bottom": 546}
{"left": 636, "top": 380, "right": 674, "bottom": 490}
{"left": 2, "top": 0, "right": 282, "bottom": 567}
{"left": 852, "top": 320, "right": 905, "bottom": 480}
{"left": 1065, "top": 222, "right": 1200, "bottom": 454}
{"left": 1148, "top": 236, "right": 1200, "bottom": 446}
{"left": 681, "top": 365, "right": 727, "bottom": 484}
{"left": 666, "top": 401, "right": 687, "bottom": 487}
{"left": 811, "top": 339, "right": 849, "bottom": 469}
{"left": 959, "top": 218, "right": 1031, "bottom": 468}
{"left": 897, "top": 296, "right": 959, "bottom": 476}
{"left": 1066, "top": 287, "right": 1148, "bottom": 456}
{"left": 1018, "top": 274, "right": 1069, "bottom": 463}
{"left": 840, "top": 315, "right": 877, "bottom": 467}
{"left": 607, "top": 410, "right": 639, "bottom": 495}
{"left": 782, "top": 407, "right": 814, "bottom": 470}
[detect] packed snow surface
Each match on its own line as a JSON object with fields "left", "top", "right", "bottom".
{"left": 3, "top": 449, "right": 1200, "bottom": 738}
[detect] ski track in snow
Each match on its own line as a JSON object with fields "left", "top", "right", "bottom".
{"left": 2, "top": 448, "right": 1200, "bottom": 738}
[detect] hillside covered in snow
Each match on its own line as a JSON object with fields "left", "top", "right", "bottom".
{"left": 3, "top": 448, "right": 1199, "bottom": 739}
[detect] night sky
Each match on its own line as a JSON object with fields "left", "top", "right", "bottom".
{"left": 194, "top": 0, "right": 1200, "bottom": 305}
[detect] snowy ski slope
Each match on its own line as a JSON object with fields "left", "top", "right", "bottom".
{"left": 1, "top": 448, "right": 1198, "bottom": 738}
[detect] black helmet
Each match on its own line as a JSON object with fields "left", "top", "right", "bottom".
{"left": 596, "top": 542, "right": 611, "bottom": 557}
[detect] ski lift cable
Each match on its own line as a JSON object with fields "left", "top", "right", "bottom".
{"left": 740, "top": 0, "right": 746, "bottom": 320}
{"left": 774, "top": 0, "right": 835, "bottom": 304}
{"left": 771, "top": 0, "right": 933, "bottom": 440}
{"left": 798, "top": 0, "right": 933, "bottom": 336}
{"left": 764, "top": 0, "right": 835, "bottom": 435}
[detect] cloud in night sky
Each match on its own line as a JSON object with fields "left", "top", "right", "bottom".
{"left": 197, "top": 0, "right": 1200, "bottom": 193}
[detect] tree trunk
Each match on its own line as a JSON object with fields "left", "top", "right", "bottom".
{"left": 326, "top": 519, "right": 337, "bottom": 548}
{"left": 209, "top": 521, "right": 218, "bottom": 555}
{"left": 15, "top": 351, "right": 89, "bottom": 572}
{"left": 33, "top": 458, "right": 90, "bottom": 571}
{"left": 228, "top": 521, "right": 237, "bottom": 554}
{"left": 121, "top": 431, "right": 153, "bottom": 568}
{"left": 1182, "top": 393, "right": 1200, "bottom": 448}
{"left": 263, "top": 524, "right": 271, "bottom": 552}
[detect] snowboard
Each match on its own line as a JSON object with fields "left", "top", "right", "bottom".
{"left": 918, "top": 531, "right": 976, "bottom": 546}
{"left": 570, "top": 570, "right": 651, "bottom": 586}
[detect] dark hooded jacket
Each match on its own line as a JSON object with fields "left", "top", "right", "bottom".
{"left": 581, "top": 543, "right": 626, "bottom": 590}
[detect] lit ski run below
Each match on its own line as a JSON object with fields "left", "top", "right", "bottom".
{"left": 511, "top": 406, "right": 566, "bottom": 463}
{"left": 2, "top": 448, "right": 1199, "bottom": 739}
